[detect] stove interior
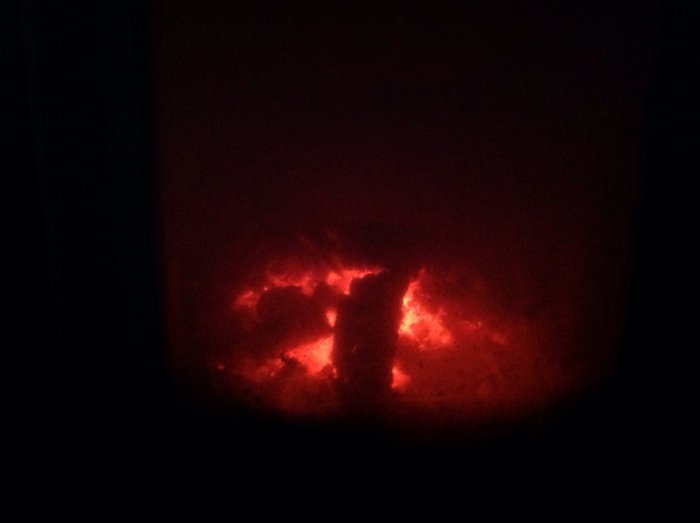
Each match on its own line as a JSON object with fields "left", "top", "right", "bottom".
{"left": 155, "top": 1, "right": 657, "bottom": 437}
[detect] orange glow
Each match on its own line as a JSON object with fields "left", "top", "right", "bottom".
{"left": 231, "top": 261, "right": 384, "bottom": 400}
{"left": 285, "top": 335, "right": 334, "bottom": 375}
{"left": 267, "top": 272, "right": 318, "bottom": 296}
{"left": 391, "top": 365, "right": 410, "bottom": 391}
{"left": 263, "top": 266, "right": 382, "bottom": 296}
{"left": 227, "top": 260, "right": 567, "bottom": 423}
{"left": 399, "top": 273, "right": 454, "bottom": 349}
{"left": 233, "top": 263, "right": 383, "bottom": 311}
{"left": 325, "top": 267, "right": 381, "bottom": 294}
{"left": 325, "top": 308, "right": 337, "bottom": 327}
{"left": 265, "top": 265, "right": 382, "bottom": 296}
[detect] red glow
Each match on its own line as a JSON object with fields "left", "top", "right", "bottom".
{"left": 234, "top": 264, "right": 382, "bottom": 312}
{"left": 266, "top": 272, "right": 318, "bottom": 296}
{"left": 285, "top": 335, "right": 334, "bottom": 376}
{"left": 229, "top": 261, "right": 387, "bottom": 398}
{"left": 224, "top": 259, "right": 570, "bottom": 423}
{"left": 242, "top": 357, "right": 285, "bottom": 384}
{"left": 325, "top": 268, "right": 380, "bottom": 294}
{"left": 234, "top": 289, "right": 261, "bottom": 309}
{"left": 399, "top": 272, "right": 454, "bottom": 349}
{"left": 391, "top": 365, "right": 410, "bottom": 391}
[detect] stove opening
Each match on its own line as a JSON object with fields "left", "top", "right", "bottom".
{"left": 153, "top": 1, "right": 660, "bottom": 439}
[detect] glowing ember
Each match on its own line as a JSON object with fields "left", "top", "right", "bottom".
{"left": 285, "top": 335, "right": 334, "bottom": 375}
{"left": 233, "top": 264, "right": 383, "bottom": 311}
{"left": 231, "top": 262, "right": 390, "bottom": 397}
{"left": 226, "top": 258, "right": 562, "bottom": 421}
{"left": 399, "top": 274, "right": 454, "bottom": 349}
{"left": 267, "top": 272, "right": 318, "bottom": 296}
{"left": 391, "top": 366, "right": 410, "bottom": 391}
{"left": 325, "top": 268, "right": 380, "bottom": 294}
{"left": 325, "top": 308, "right": 337, "bottom": 327}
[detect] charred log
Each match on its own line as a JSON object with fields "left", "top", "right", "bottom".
{"left": 332, "top": 271, "right": 409, "bottom": 412}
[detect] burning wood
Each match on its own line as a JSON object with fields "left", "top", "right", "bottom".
{"left": 219, "top": 252, "right": 565, "bottom": 422}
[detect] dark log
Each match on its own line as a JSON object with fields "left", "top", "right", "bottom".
{"left": 332, "top": 271, "right": 409, "bottom": 412}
